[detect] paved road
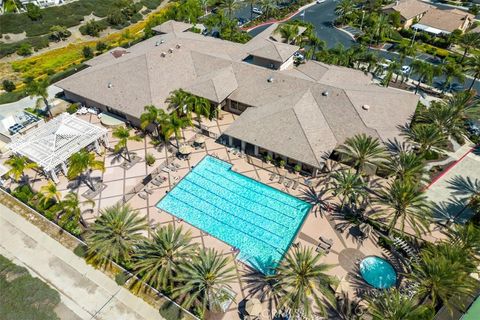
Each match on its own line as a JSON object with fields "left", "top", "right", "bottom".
{"left": 0, "top": 203, "right": 165, "bottom": 320}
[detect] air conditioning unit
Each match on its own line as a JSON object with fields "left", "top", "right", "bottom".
{"left": 161, "top": 52, "right": 166, "bottom": 57}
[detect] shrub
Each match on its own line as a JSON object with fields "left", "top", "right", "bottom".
{"left": 82, "top": 46, "right": 94, "bottom": 59}
{"left": 80, "top": 20, "right": 107, "bottom": 37}
{"left": 96, "top": 41, "right": 107, "bottom": 52}
{"left": 2, "top": 80, "right": 16, "bottom": 92}
{"left": 73, "top": 244, "right": 88, "bottom": 258}
{"left": 66, "top": 103, "right": 80, "bottom": 114}
{"left": 49, "top": 25, "right": 72, "bottom": 42}
{"left": 12, "top": 185, "right": 35, "bottom": 204}
{"left": 0, "top": 90, "right": 28, "bottom": 104}
{"left": 16, "top": 43, "right": 33, "bottom": 56}
{"left": 294, "top": 164, "right": 302, "bottom": 172}
{"left": 146, "top": 153, "right": 156, "bottom": 166}
{"left": 159, "top": 301, "right": 187, "bottom": 320}
{"left": 26, "top": 3, "right": 42, "bottom": 20}
{"left": 114, "top": 271, "right": 130, "bottom": 285}
{"left": 130, "top": 12, "right": 143, "bottom": 23}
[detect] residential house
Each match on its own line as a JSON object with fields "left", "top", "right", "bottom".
{"left": 382, "top": 0, "right": 432, "bottom": 29}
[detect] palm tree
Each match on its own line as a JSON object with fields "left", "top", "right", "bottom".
{"left": 86, "top": 204, "right": 148, "bottom": 268}
{"left": 299, "top": 186, "right": 333, "bottom": 215}
{"left": 465, "top": 54, "right": 480, "bottom": 91}
{"left": 260, "top": 0, "right": 277, "bottom": 19}
{"left": 4, "top": 154, "right": 38, "bottom": 184}
{"left": 332, "top": 291, "right": 365, "bottom": 320}
{"left": 188, "top": 95, "right": 211, "bottom": 128}
{"left": 132, "top": 225, "right": 198, "bottom": 292}
{"left": 67, "top": 149, "right": 105, "bottom": 191}
{"left": 161, "top": 113, "right": 192, "bottom": 148}
{"left": 336, "top": 134, "right": 387, "bottom": 175}
{"left": 366, "top": 288, "right": 433, "bottom": 320}
{"left": 199, "top": 0, "right": 209, "bottom": 15}
{"left": 246, "top": 0, "right": 256, "bottom": 19}
{"left": 334, "top": 0, "right": 354, "bottom": 25}
{"left": 417, "top": 101, "right": 468, "bottom": 142}
{"left": 140, "top": 105, "right": 168, "bottom": 137}
{"left": 398, "top": 42, "right": 417, "bottom": 65}
{"left": 383, "top": 60, "right": 401, "bottom": 87}
{"left": 26, "top": 79, "right": 51, "bottom": 117}
{"left": 411, "top": 60, "right": 441, "bottom": 94}
{"left": 371, "top": 14, "right": 393, "bottom": 45}
{"left": 219, "top": 0, "right": 239, "bottom": 18}
{"left": 166, "top": 89, "right": 189, "bottom": 115}
{"left": 112, "top": 126, "right": 142, "bottom": 162}
{"left": 411, "top": 243, "right": 477, "bottom": 311}
{"left": 331, "top": 171, "right": 367, "bottom": 210}
{"left": 277, "top": 24, "right": 299, "bottom": 44}
{"left": 174, "top": 248, "right": 236, "bottom": 316}
{"left": 38, "top": 180, "right": 61, "bottom": 206}
{"left": 445, "top": 223, "right": 480, "bottom": 259}
{"left": 386, "top": 151, "right": 426, "bottom": 183}
{"left": 306, "top": 36, "right": 326, "bottom": 60}
{"left": 374, "top": 179, "right": 430, "bottom": 235}
{"left": 274, "top": 246, "right": 334, "bottom": 317}
{"left": 459, "top": 32, "right": 480, "bottom": 63}
{"left": 59, "top": 192, "right": 94, "bottom": 228}
{"left": 441, "top": 61, "right": 465, "bottom": 93}
{"left": 402, "top": 124, "right": 448, "bottom": 155}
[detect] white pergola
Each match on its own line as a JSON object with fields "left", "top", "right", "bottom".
{"left": 7, "top": 113, "right": 109, "bottom": 182}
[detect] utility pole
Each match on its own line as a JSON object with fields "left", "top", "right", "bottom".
{"left": 360, "top": 10, "right": 365, "bottom": 31}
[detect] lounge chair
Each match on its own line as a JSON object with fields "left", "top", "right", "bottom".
{"left": 144, "top": 188, "right": 153, "bottom": 195}
{"left": 278, "top": 176, "right": 285, "bottom": 184}
{"left": 317, "top": 241, "right": 331, "bottom": 252}
{"left": 284, "top": 179, "right": 293, "bottom": 188}
{"left": 173, "top": 162, "right": 181, "bottom": 169}
{"left": 292, "top": 181, "right": 299, "bottom": 190}
{"left": 319, "top": 236, "right": 333, "bottom": 247}
{"left": 138, "top": 192, "right": 148, "bottom": 200}
{"left": 316, "top": 244, "right": 329, "bottom": 254}
{"left": 162, "top": 167, "right": 171, "bottom": 173}
{"left": 152, "top": 179, "right": 162, "bottom": 186}
{"left": 269, "top": 173, "right": 277, "bottom": 181}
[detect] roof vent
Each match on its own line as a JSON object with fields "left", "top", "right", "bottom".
{"left": 267, "top": 77, "right": 274, "bottom": 83}
{"left": 322, "top": 91, "right": 329, "bottom": 96}
{"left": 107, "top": 82, "right": 113, "bottom": 88}
{"left": 155, "top": 41, "right": 160, "bottom": 46}
{"left": 362, "top": 104, "right": 370, "bottom": 110}
{"left": 168, "top": 48, "right": 173, "bottom": 53}
{"left": 176, "top": 43, "right": 181, "bottom": 49}
{"left": 161, "top": 52, "right": 166, "bottom": 57}
{"left": 160, "top": 39, "right": 165, "bottom": 44}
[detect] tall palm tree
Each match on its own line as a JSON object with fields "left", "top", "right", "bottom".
{"left": 458, "top": 32, "right": 480, "bottom": 63}
{"left": 219, "top": 0, "right": 239, "bottom": 18}
{"left": 140, "top": 105, "right": 168, "bottom": 137}
{"left": 306, "top": 36, "right": 326, "bottom": 60}
{"left": 410, "top": 244, "right": 477, "bottom": 311}
{"left": 383, "top": 60, "right": 401, "bottom": 87}
{"left": 417, "top": 102, "right": 467, "bottom": 142}
{"left": 86, "top": 204, "right": 148, "bottom": 268}
{"left": 59, "top": 192, "right": 94, "bottom": 228}
{"left": 4, "top": 154, "right": 38, "bottom": 184}
{"left": 260, "top": 0, "right": 277, "bottom": 19}
{"left": 112, "top": 126, "right": 142, "bottom": 162}
{"left": 299, "top": 186, "right": 333, "bottom": 215}
{"left": 277, "top": 24, "right": 299, "bottom": 44}
{"left": 162, "top": 113, "right": 192, "bottom": 148}
{"left": 366, "top": 288, "right": 433, "bottom": 320}
{"left": 332, "top": 291, "right": 365, "bottom": 320}
{"left": 402, "top": 124, "right": 448, "bottom": 155}
{"left": 38, "top": 180, "right": 62, "bottom": 206}
{"left": 371, "top": 14, "right": 393, "bottom": 45}
{"left": 386, "top": 151, "right": 426, "bottom": 183}
{"left": 132, "top": 225, "right": 198, "bottom": 292}
{"left": 441, "top": 61, "right": 465, "bottom": 93}
{"left": 411, "top": 60, "right": 441, "bottom": 94}
{"left": 67, "top": 149, "right": 105, "bottom": 191}
{"left": 174, "top": 248, "right": 236, "bottom": 316}
{"left": 398, "top": 42, "right": 417, "bottom": 65}
{"left": 26, "top": 79, "right": 51, "bottom": 117}
{"left": 374, "top": 179, "right": 430, "bottom": 235}
{"left": 274, "top": 246, "right": 334, "bottom": 317}
{"left": 334, "top": 0, "right": 354, "bottom": 25}
{"left": 166, "top": 89, "right": 189, "bottom": 115}
{"left": 331, "top": 171, "right": 367, "bottom": 210}
{"left": 336, "top": 134, "right": 387, "bottom": 175}
{"left": 465, "top": 54, "right": 480, "bottom": 91}
{"left": 188, "top": 95, "right": 211, "bottom": 128}
{"left": 445, "top": 223, "right": 480, "bottom": 259}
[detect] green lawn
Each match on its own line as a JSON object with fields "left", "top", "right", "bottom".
{"left": 0, "top": 254, "right": 61, "bottom": 320}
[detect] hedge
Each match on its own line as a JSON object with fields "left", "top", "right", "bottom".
{"left": 0, "top": 35, "right": 50, "bottom": 58}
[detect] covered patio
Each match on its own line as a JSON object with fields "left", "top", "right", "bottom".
{"left": 6, "top": 113, "right": 109, "bottom": 182}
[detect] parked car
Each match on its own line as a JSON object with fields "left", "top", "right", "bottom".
{"left": 293, "top": 52, "right": 305, "bottom": 60}
{"left": 466, "top": 119, "right": 480, "bottom": 136}
{"left": 237, "top": 17, "right": 248, "bottom": 26}
{"left": 252, "top": 7, "right": 263, "bottom": 14}
{"left": 316, "top": 0, "right": 326, "bottom": 3}
{"left": 401, "top": 65, "right": 411, "bottom": 74}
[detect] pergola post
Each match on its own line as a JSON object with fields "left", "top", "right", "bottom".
{"left": 50, "top": 170, "right": 59, "bottom": 183}
{"left": 94, "top": 140, "right": 101, "bottom": 153}
{"left": 103, "top": 134, "right": 110, "bottom": 148}
{"left": 61, "top": 162, "right": 68, "bottom": 176}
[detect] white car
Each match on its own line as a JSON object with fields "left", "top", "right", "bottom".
{"left": 401, "top": 65, "right": 411, "bottom": 74}
{"left": 293, "top": 52, "right": 305, "bottom": 60}
{"left": 316, "top": 0, "right": 326, "bottom": 3}
{"left": 252, "top": 7, "right": 263, "bottom": 14}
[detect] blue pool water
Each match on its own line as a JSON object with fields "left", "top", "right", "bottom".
{"left": 156, "top": 156, "right": 311, "bottom": 273}
{"left": 359, "top": 256, "right": 397, "bottom": 289}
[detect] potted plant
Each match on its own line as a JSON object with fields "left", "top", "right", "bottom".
{"left": 294, "top": 163, "right": 302, "bottom": 174}
{"left": 278, "top": 159, "right": 286, "bottom": 169}
{"left": 265, "top": 153, "right": 272, "bottom": 164}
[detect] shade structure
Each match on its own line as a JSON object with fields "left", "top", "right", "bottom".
{"left": 245, "top": 298, "right": 262, "bottom": 316}
{"left": 179, "top": 145, "right": 194, "bottom": 155}
{"left": 194, "top": 135, "right": 205, "bottom": 144}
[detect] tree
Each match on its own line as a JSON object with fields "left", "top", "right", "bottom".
{"left": 5, "top": 155, "right": 38, "bottom": 184}
{"left": 445, "top": 223, "right": 480, "bottom": 259}
{"left": 96, "top": 41, "right": 107, "bottom": 52}
{"left": 166, "top": 89, "right": 189, "bottom": 115}
{"left": 174, "top": 248, "right": 236, "bottom": 316}
{"left": 188, "top": 95, "right": 211, "bottom": 128}
{"left": 441, "top": 61, "right": 465, "bottom": 93}
{"left": 132, "top": 225, "right": 198, "bottom": 291}
{"left": 260, "top": 0, "right": 277, "bottom": 19}
{"left": 336, "top": 134, "right": 386, "bottom": 175}
{"left": 67, "top": 149, "right": 105, "bottom": 191}
{"left": 112, "top": 126, "right": 142, "bottom": 162}
{"left": 246, "top": 0, "right": 256, "bottom": 19}
{"left": 219, "top": 0, "right": 239, "bottom": 18}
{"left": 277, "top": 24, "right": 300, "bottom": 44}
{"left": 140, "top": 105, "right": 168, "bottom": 137}
{"left": 465, "top": 54, "right": 480, "bottom": 91}
{"left": 371, "top": 14, "right": 393, "bottom": 45}
{"left": 161, "top": 113, "right": 192, "bottom": 148}
{"left": 374, "top": 179, "right": 430, "bottom": 235}
{"left": 2, "top": 79, "right": 16, "bottom": 92}
{"left": 86, "top": 204, "right": 148, "bottom": 268}
{"left": 107, "top": 9, "right": 127, "bottom": 26}
{"left": 335, "top": 0, "right": 354, "bottom": 25}
{"left": 82, "top": 20, "right": 104, "bottom": 37}
{"left": 332, "top": 291, "right": 365, "bottom": 320}
{"left": 38, "top": 180, "right": 61, "bottom": 206}
{"left": 331, "top": 171, "right": 367, "bottom": 210}
{"left": 26, "top": 3, "right": 42, "bottom": 20}
{"left": 382, "top": 60, "right": 401, "bottom": 87}
{"left": 411, "top": 60, "right": 441, "bottom": 94}
{"left": 366, "top": 289, "right": 433, "bottom": 320}
{"left": 274, "top": 246, "right": 334, "bottom": 317}
{"left": 398, "top": 42, "right": 416, "bottom": 65}
{"left": 59, "top": 192, "right": 93, "bottom": 228}
{"left": 402, "top": 124, "right": 448, "bottom": 155}
{"left": 386, "top": 151, "right": 426, "bottom": 183}
{"left": 49, "top": 25, "right": 71, "bottom": 42}
{"left": 82, "top": 46, "right": 94, "bottom": 59}
{"left": 26, "top": 79, "right": 51, "bottom": 117}
{"left": 459, "top": 32, "right": 480, "bottom": 63}
{"left": 16, "top": 43, "right": 32, "bottom": 56}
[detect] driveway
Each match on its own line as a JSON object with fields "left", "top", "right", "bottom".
{"left": 0, "top": 203, "right": 165, "bottom": 320}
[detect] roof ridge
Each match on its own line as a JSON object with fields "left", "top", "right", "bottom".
{"left": 342, "top": 88, "right": 382, "bottom": 139}
{"left": 143, "top": 53, "right": 155, "bottom": 107}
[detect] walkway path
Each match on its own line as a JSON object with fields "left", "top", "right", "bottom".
{"left": 0, "top": 203, "right": 164, "bottom": 320}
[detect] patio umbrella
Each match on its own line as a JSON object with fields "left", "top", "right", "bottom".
{"left": 179, "top": 145, "right": 194, "bottom": 155}
{"left": 245, "top": 298, "right": 262, "bottom": 316}
{"left": 194, "top": 135, "right": 205, "bottom": 144}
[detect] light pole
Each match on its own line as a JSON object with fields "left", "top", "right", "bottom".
{"left": 360, "top": 10, "right": 365, "bottom": 31}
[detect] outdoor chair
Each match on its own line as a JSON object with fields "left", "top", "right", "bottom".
{"left": 316, "top": 243, "right": 330, "bottom": 254}
{"left": 284, "top": 179, "right": 293, "bottom": 188}
{"left": 152, "top": 179, "right": 162, "bottom": 186}
{"left": 292, "top": 181, "right": 299, "bottom": 190}
{"left": 319, "top": 236, "right": 333, "bottom": 248}
{"left": 162, "top": 167, "right": 171, "bottom": 173}
{"left": 138, "top": 192, "right": 148, "bottom": 200}
{"left": 269, "top": 173, "right": 277, "bottom": 181}
{"left": 278, "top": 176, "right": 285, "bottom": 184}
{"left": 143, "top": 188, "right": 153, "bottom": 195}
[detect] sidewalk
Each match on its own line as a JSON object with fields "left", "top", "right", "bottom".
{"left": 0, "top": 203, "right": 164, "bottom": 320}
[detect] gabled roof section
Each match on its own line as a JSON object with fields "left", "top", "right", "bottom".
{"left": 248, "top": 40, "right": 299, "bottom": 63}
{"left": 185, "top": 66, "right": 238, "bottom": 103}
{"left": 152, "top": 20, "right": 193, "bottom": 34}
{"left": 383, "top": 0, "right": 432, "bottom": 20}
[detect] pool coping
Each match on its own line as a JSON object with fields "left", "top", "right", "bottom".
{"left": 155, "top": 154, "right": 313, "bottom": 274}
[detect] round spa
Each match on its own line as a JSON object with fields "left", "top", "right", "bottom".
{"left": 359, "top": 256, "right": 397, "bottom": 289}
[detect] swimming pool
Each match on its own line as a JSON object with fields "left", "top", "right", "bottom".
{"left": 359, "top": 256, "right": 397, "bottom": 289}
{"left": 156, "top": 156, "right": 311, "bottom": 273}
